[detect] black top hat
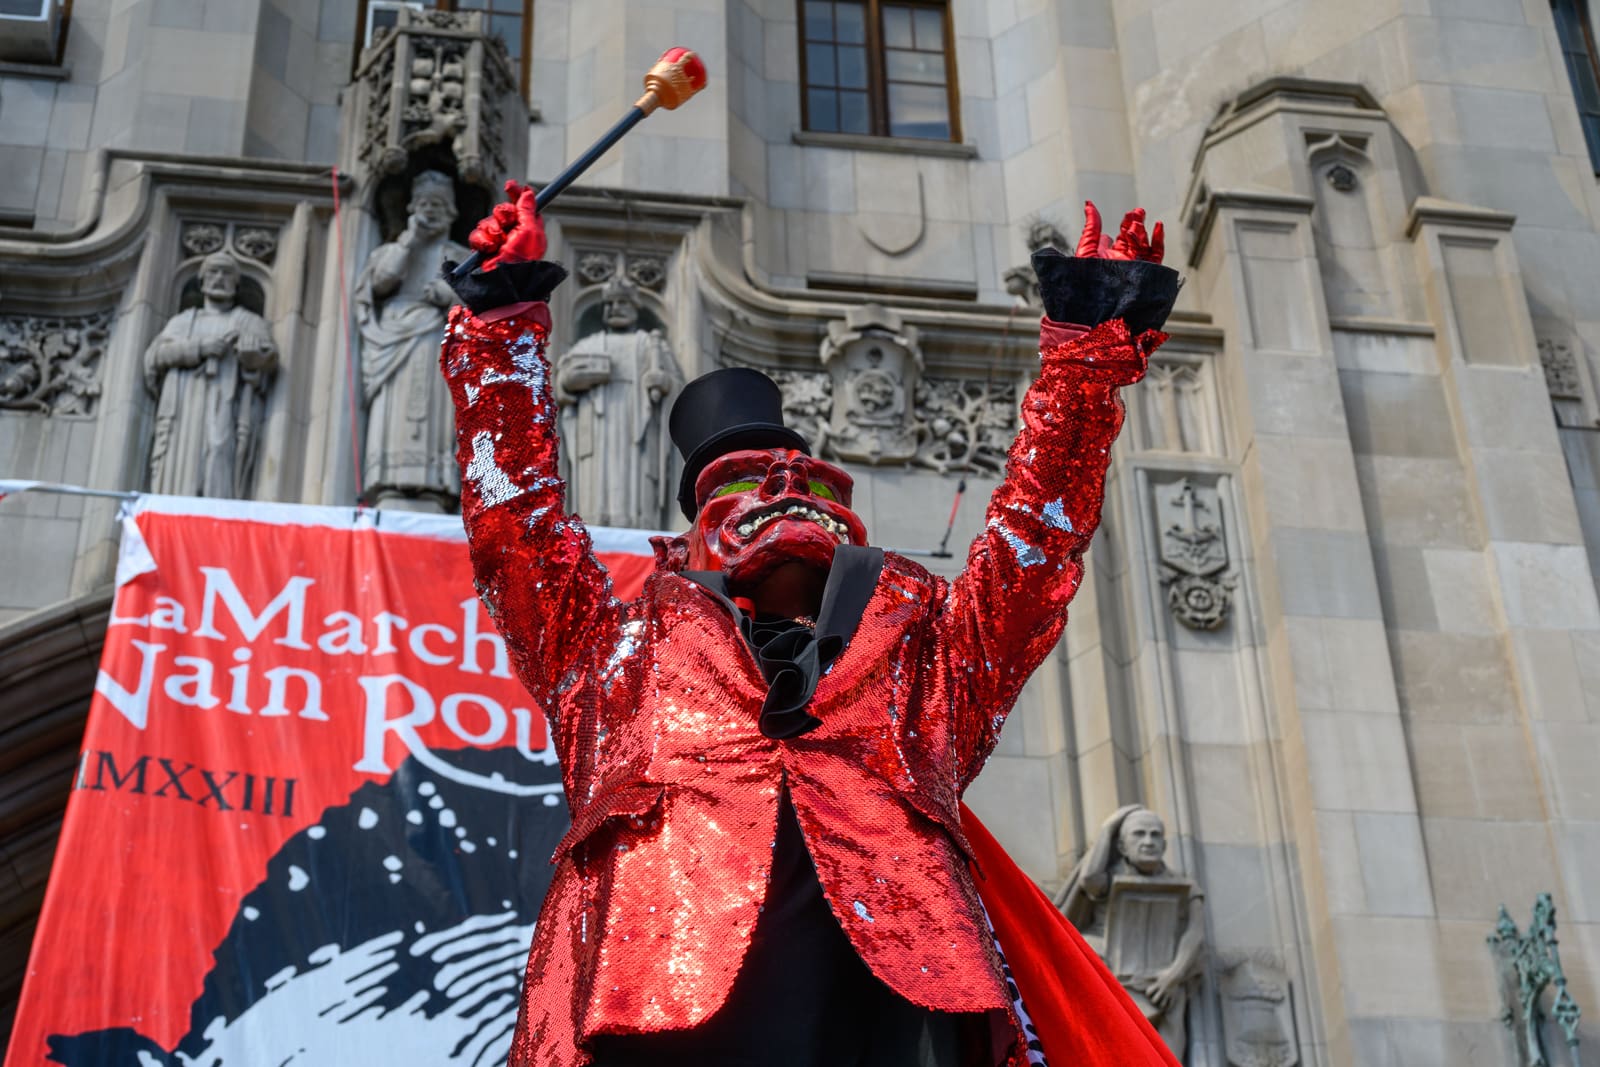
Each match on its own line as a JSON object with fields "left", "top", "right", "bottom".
{"left": 669, "top": 367, "right": 810, "bottom": 520}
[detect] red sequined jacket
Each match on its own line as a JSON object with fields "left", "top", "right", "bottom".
{"left": 439, "top": 305, "right": 1164, "bottom": 1067}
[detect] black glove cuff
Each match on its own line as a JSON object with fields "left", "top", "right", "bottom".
{"left": 443, "top": 259, "right": 568, "bottom": 315}
{"left": 1031, "top": 248, "right": 1181, "bottom": 335}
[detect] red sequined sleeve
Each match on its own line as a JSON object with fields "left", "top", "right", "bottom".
{"left": 440, "top": 303, "right": 622, "bottom": 750}
{"left": 941, "top": 319, "right": 1165, "bottom": 788}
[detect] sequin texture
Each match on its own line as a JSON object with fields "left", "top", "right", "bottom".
{"left": 440, "top": 304, "right": 1162, "bottom": 1067}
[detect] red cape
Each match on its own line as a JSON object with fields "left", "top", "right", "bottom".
{"left": 960, "top": 804, "right": 1181, "bottom": 1067}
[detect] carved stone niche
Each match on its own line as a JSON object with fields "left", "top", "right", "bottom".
{"left": 1155, "top": 475, "right": 1235, "bottom": 631}
{"left": 1133, "top": 352, "right": 1221, "bottom": 456}
{"left": 1219, "top": 957, "right": 1298, "bottom": 1067}
{"left": 351, "top": 8, "right": 527, "bottom": 224}
{"left": 817, "top": 304, "right": 925, "bottom": 465}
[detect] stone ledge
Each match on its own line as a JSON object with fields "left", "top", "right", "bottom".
{"left": 0, "top": 60, "right": 69, "bottom": 80}
{"left": 1405, "top": 196, "right": 1516, "bottom": 239}
{"left": 792, "top": 130, "right": 979, "bottom": 159}
{"left": 806, "top": 269, "right": 978, "bottom": 301}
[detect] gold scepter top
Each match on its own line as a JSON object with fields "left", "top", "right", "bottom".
{"left": 636, "top": 47, "right": 709, "bottom": 115}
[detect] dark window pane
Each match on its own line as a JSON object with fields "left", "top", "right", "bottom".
{"left": 839, "top": 89, "right": 871, "bottom": 132}
{"left": 913, "top": 6, "right": 944, "bottom": 48}
{"left": 1585, "top": 114, "right": 1600, "bottom": 168}
{"left": 887, "top": 81, "right": 950, "bottom": 139}
{"left": 1553, "top": 0, "right": 1584, "bottom": 42}
{"left": 886, "top": 48, "right": 945, "bottom": 84}
{"left": 1573, "top": 61, "right": 1600, "bottom": 110}
{"left": 490, "top": 14, "right": 523, "bottom": 59}
{"left": 370, "top": 6, "right": 402, "bottom": 38}
{"left": 805, "top": 1, "right": 833, "bottom": 40}
{"left": 807, "top": 42, "right": 836, "bottom": 84}
{"left": 882, "top": 6, "right": 913, "bottom": 48}
{"left": 456, "top": 0, "right": 489, "bottom": 9}
{"left": 837, "top": 44, "right": 868, "bottom": 88}
{"left": 834, "top": 1, "right": 866, "bottom": 43}
{"left": 808, "top": 88, "right": 839, "bottom": 132}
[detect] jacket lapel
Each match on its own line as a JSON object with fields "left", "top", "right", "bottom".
{"left": 813, "top": 545, "right": 884, "bottom": 658}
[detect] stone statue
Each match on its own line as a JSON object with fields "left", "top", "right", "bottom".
{"left": 356, "top": 170, "right": 466, "bottom": 510}
{"left": 143, "top": 251, "right": 277, "bottom": 497}
{"left": 1059, "top": 805, "right": 1205, "bottom": 1058}
{"left": 553, "top": 268, "right": 681, "bottom": 528}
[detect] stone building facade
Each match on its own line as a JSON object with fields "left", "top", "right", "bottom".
{"left": 3, "top": 0, "right": 1600, "bottom": 1063}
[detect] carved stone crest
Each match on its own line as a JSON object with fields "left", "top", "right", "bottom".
{"left": 818, "top": 304, "right": 924, "bottom": 465}
{"left": 0, "top": 311, "right": 111, "bottom": 415}
{"left": 1157, "top": 477, "right": 1234, "bottom": 630}
{"left": 1219, "top": 957, "right": 1298, "bottom": 1067}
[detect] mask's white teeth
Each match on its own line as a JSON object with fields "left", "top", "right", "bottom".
{"left": 737, "top": 523, "right": 753, "bottom": 536}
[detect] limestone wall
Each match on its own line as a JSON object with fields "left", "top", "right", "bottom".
{"left": 3, "top": 1, "right": 1600, "bottom": 1063}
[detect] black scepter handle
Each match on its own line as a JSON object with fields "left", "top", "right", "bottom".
{"left": 458, "top": 46, "right": 708, "bottom": 275}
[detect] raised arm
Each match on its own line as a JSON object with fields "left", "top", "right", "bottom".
{"left": 439, "top": 184, "right": 623, "bottom": 757}
{"left": 944, "top": 205, "right": 1180, "bottom": 786}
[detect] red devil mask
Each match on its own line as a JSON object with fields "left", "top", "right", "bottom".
{"left": 686, "top": 448, "right": 869, "bottom": 583}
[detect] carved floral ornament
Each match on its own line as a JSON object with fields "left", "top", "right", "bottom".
{"left": 180, "top": 221, "right": 280, "bottom": 265}
{"left": 0, "top": 310, "right": 112, "bottom": 416}
{"left": 1156, "top": 476, "right": 1235, "bottom": 630}
{"left": 574, "top": 249, "right": 668, "bottom": 291}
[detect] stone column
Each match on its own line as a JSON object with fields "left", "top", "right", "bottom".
{"left": 1190, "top": 187, "right": 1442, "bottom": 1067}
{"left": 1408, "top": 198, "right": 1600, "bottom": 1031}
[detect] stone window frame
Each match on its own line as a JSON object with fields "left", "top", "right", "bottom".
{"left": 796, "top": 0, "right": 963, "bottom": 145}
{"left": 1552, "top": 0, "right": 1600, "bottom": 172}
{"left": 354, "top": 0, "right": 533, "bottom": 99}
{"left": 0, "top": 0, "right": 72, "bottom": 69}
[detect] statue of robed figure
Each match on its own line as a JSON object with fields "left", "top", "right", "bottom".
{"left": 552, "top": 267, "right": 682, "bottom": 529}
{"left": 144, "top": 250, "right": 278, "bottom": 498}
{"left": 356, "top": 170, "right": 468, "bottom": 509}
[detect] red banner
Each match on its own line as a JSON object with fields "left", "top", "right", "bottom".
{"left": 6, "top": 497, "right": 658, "bottom": 1067}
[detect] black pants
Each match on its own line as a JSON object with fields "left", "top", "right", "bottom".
{"left": 587, "top": 793, "right": 981, "bottom": 1067}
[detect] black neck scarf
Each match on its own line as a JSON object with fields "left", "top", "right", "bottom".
{"left": 683, "top": 545, "right": 884, "bottom": 739}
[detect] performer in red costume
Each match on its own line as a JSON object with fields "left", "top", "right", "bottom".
{"left": 439, "top": 184, "right": 1183, "bottom": 1067}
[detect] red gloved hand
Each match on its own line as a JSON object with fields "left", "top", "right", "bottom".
{"left": 469, "top": 181, "right": 547, "bottom": 269}
{"left": 1075, "top": 201, "right": 1164, "bottom": 264}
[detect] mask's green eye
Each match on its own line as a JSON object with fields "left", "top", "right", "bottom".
{"left": 713, "top": 480, "right": 759, "bottom": 498}
{"left": 808, "top": 480, "right": 838, "bottom": 501}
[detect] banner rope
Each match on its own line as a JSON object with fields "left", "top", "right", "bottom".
{"left": 331, "top": 165, "right": 366, "bottom": 503}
